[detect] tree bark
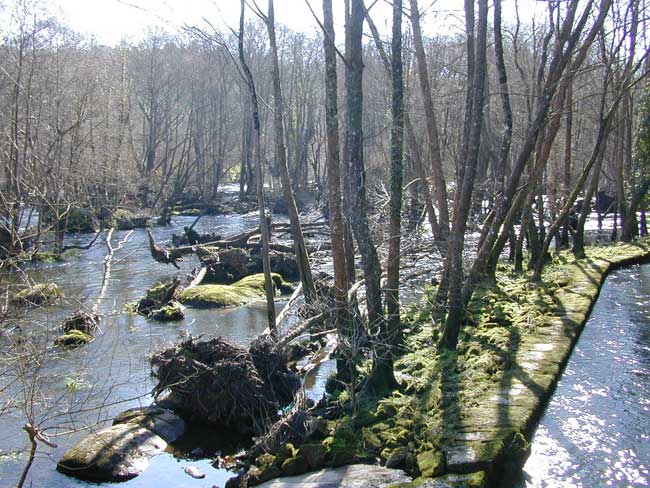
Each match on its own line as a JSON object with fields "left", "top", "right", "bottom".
{"left": 322, "top": 0, "right": 353, "bottom": 382}
{"left": 238, "top": 0, "right": 276, "bottom": 335}
{"left": 368, "top": 0, "right": 404, "bottom": 393}
{"left": 438, "top": 0, "right": 488, "bottom": 351}
{"left": 266, "top": 0, "right": 316, "bottom": 304}
{"left": 408, "top": 0, "right": 449, "bottom": 241}
{"left": 346, "top": 0, "right": 395, "bottom": 387}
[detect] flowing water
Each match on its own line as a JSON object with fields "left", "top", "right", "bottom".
{"left": 516, "top": 264, "right": 650, "bottom": 488}
{"left": 0, "top": 212, "right": 321, "bottom": 488}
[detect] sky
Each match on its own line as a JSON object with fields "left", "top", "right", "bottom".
{"left": 26, "top": 0, "right": 542, "bottom": 46}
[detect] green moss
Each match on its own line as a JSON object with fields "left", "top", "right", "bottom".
{"left": 11, "top": 283, "right": 63, "bottom": 306}
{"left": 280, "top": 455, "right": 308, "bottom": 476}
{"left": 178, "top": 273, "right": 291, "bottom": 308}
{"left": 416, "top": 449, "right": 445, "bottom": 477}
{"left": 284, "top": 240, "right": 650, "bottom": 483}
{"left": 150, "top": 301, "right": 184, "bottom": 321}
{"left": 26, "top": 251, "right": 65, "bottom": 263}
{"left": 55, "top": 330, "right": 93, "bottom": 348}
{"left": 275, "top": 443, "right": 297, "bottom": 463}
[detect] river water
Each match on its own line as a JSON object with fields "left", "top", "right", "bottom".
{"left": 516, "top": 264, "right": 650, "bottom": 487}
{"left": 0, "top": 213, "right": 322, "bottom": 488}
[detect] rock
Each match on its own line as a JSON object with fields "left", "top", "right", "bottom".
{"left": 255, "top": 464, "right": 411, "bottom": 488}
{"left": 298, "top": 444, "right": 326, "bottom": 469}
{"left": 57, "top": 424, "right": 167, "bottom": 482}
{"left": 415, "top": 471, "right": 487, "bottom": 487}
{"left": 178, "top": 273, "right": 291, "bottom": 308}
{"left": 62, "top": 309, "right": 99, "bottom": 334}
{"left": 11, "top": 283, "right": 63, "bottom": 306}
{"left": 112, "top": 406, "right": 186, "bottom": 442}
{"left": 63, "top": 206, "right": 99, "bottom": 233}
{"left": 150, "top": 301, "right": 185, "bottom": 321}
{"left": 385, "top": 448, "right": 417, "bottom": 474}
{"left": 249, "top": 464, "right": 283, "bottom": 485}
{"left": 113, "top": 209, "right": 150, "bottom": 230}
{"left": 201, "top": 248, "right": 300, "bottom": 284}
{"left": 184, "top": 466, "right": 206, "bottom": 479}
{"left": 55, "top": 330, "right": 94, "bottom": 348}
{"left": 417, "top": 449, "right": 445, "bottom": 478}
{"left": 276, "top": 443, "right": 298, "bottom": 464}
{"left": 281, "top": 455, "right": 309, "bottom": 476}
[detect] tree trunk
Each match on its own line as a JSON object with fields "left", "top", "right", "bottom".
{"left": 438, "top": 0, "right": 488, "bottom": 351}
{"left": 409, "top": 0, "right": 449, "bottom": 241}
{"left": 346, "top": 0, "right": 395, "bottom": 387}
{"left": 322, "top": 0, "right": 353, "bottom": 382}
{"left": 266, "top": 0, "right": 316, "bottom": 304}
{"left": 368, "top": 0, "right": 404, "bottom": 393}
{"left": 238, "top": 0, "right": 276, "bottom": 335}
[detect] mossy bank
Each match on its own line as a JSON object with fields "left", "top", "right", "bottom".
{"left": 244, "top": 240, "right": 650, "bottom": 488}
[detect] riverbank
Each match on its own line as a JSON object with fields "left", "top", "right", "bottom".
{"left": 243, "top": 239, "right": 650, "bottom": 488}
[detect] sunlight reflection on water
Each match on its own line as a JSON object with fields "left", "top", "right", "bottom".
{"left": 517, "top": 265, "right": 650, "bottom": 488}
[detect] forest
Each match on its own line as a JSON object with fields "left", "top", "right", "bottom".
{"left": 0, "top": 0, "right": 649, "bottom": 486}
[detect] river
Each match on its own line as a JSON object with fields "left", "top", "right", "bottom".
{"left": 0, "top": 213, "right": 333, "bottom": 488}
{"left": 516, "top": 263, "right": 650, "bottom": 487}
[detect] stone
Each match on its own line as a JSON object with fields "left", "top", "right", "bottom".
{"left": 55, "top": 330, "right": 93, "bottom": 348}
{"left": 184, "top": 466, "right": 206, "bottom": 479}
{"left": 112, "top": 406, "right": 186, "bottom": 443}
{"left": 416, "top": 450, "right": 445, "bottom": 478}
{"left": 11, "top": 283, "right": 63, "bottom": 306}
{"left": 281, "top": 455, "right": 309, "bottom": 476}
{"left": 385, "top": 447, "right": 416, "bottom": 473}
{"left": 57, "top": 423, "right": 167, "bottom": 482}
{"left": 298, "top": 444, "right": 326, "bottom": 469}
{"left": 416, "top": 471, "right": 487, "bottom": 487}
{"left": 255, "top": 464, "right": 411, "bottom": 488}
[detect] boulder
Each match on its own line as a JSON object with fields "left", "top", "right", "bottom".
{"left": 11, "top": 283, "right": 63, "bottom": 306}
{"left": 55, "top": 330, "right": 94, "bottom": 348}
{"left": 200, "top": 247, "right": 300, "bottom": 283}
{"left": 62, "top": 310, "right": 99, "bottom": 334}
{"left": 112, "top": 406, "right": 186, "bottom": 442}
{"left": 56, "top": 424, "right": 167, "bottom": 482}
{"left": 254, "top": 464, "right": 411, "bottom": 488}
{"left": 178, "top": 273, "right": 292, "bottom": 308}
{"left": 150, "top": 301, "right": 184, "bottom": 321}
{"left": 112, "top": 209, "right": 150, "bottom": 230}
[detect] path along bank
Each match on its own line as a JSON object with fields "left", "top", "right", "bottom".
{"left": 243, "top": 240, "right": 650, "bottom": 488}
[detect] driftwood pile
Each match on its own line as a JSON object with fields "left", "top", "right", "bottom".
{"left": 149, "top": 336, "right": 300, "bottom": 435}
{"left": 197, "top": 246, "right": 299, "bottom": 283}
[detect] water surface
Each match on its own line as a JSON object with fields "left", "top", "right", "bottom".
{"left": 517, "top": 264, "right": 650, "bottom": 487}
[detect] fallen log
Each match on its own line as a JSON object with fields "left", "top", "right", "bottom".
{"left": 147, "top": 230, "right": 184, "bottom": 267}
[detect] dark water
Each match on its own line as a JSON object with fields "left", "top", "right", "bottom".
{"left": 517, "top": 264, "right": 650, "bottom": 488}
{"left": 0, "top": 213, "right": 309, "bottom": 488}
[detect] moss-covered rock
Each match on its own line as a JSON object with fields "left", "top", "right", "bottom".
{"left": 299, "top": 443, "right": 327, "bottom": 469}
{"left": 150, "top": 301, "right": 184, "bottom": 321}
{"left": 178, "top": 273, "right": 291, "bottom": 308}
{"left": 55, "top": 330, "right": 93, "bottom": 348}
{"left": 57, "top": 423, "right": 166, "bottom": 482}
{"left": 276, "top": 443, "right": 298, "bottom": 464}
{"left": 281, "top": 455, "right": 309, "bottom": 476}
{"left": 112, "top": 406, "right": 186, "bottom": 442}
{"left": 113, "top": 208, "right": 150, "bottom": 230}
{"left": 416, "top": 450, "right": 445, "bottom": 478}
{"left": 11, "top": 283, "right": 63, "bottom": 306}
{"left": 64, "top": 206, "right": 99, "bottom": 233}
{"left": 62, "top": 309, "right": 98, "bottom": 334}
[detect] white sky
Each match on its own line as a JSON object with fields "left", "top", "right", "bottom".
{"left": 10, "top": 0, "right": 542, "bottom": 45}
